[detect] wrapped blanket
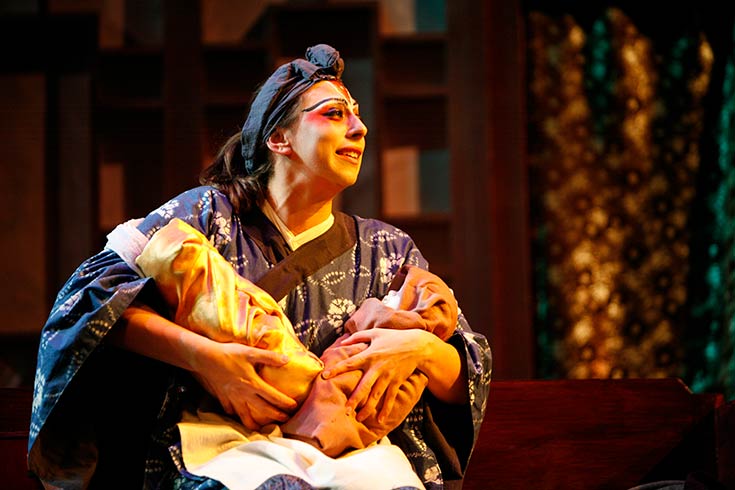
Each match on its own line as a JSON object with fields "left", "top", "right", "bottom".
{"left": 137, "top": 219, "right": 459, "bottom": 459}
{"left": 345, "top": 264, "right": 458, "bottom": 341}
{"left": 283, "top": 265, "right": 458, "bottom": 456}
{"left": 136, "top": 218, "right": 324, "bottom": 404}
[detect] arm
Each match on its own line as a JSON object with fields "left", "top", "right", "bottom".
{"left": 108, "top": 304, "right": 298, "bottom": 429}
{"left": 321, "top": 328, "right": 467, "bottom": 423}
{"left": 418, "top": 330, "right": 468, "bottom": 403}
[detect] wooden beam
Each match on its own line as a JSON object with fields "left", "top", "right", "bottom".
{"left": 164, "top": 0, "right": 204, "bottom": 199}
{"left": 447, "top": 0, "right": 534, "bottom": 378}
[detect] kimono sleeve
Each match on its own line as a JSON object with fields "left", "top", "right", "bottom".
{"left": 27, "top": 186, "right": 235, "bottom": 488}
{"left": 423, "top": 314, "right": 492, "bottom": 483}
{"left": 28, "top": 249, "right": 154, "bottom": 488}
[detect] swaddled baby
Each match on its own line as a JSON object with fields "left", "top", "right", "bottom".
{"left": 137, "top": 218, "right": 458, "bottom": 457}
{"left": 136, "top": 218, "right": 324, "bottom": 404}
{"left": 281, "top": 263, "right": 458, "bottom": 456}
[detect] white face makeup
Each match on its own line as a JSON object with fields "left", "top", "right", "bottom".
{"left": 281, "top": 81, "right": 368, "bottom": 197}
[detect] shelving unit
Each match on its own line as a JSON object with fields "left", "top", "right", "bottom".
{"left": 376, "top": 31, "right": 451, "bottom": 281}
{"left": 201, "top": 43, "right": 269, "bottom": 163}
{"left": 378, "top": 33, "right": 448, "bottom": 188}
{"left": 90, "top": 1, "right": 452, "bottom": 281}
{"left": 95, "top": 47, "right": 164, "bottom": 109}
{"left": 94, "top": 47, "right": 165, "bottom": 242}
{"left": 93, "top": 2, "right": 379, "bottom": 233}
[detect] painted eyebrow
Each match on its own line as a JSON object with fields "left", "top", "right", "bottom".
{"left": 302, "top": 97, "right": 359, "bottom": 113}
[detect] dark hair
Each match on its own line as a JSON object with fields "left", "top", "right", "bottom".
{"left": 199, "top": 86, "right": 304, "bottom": 214}
{"left": 199, "top": 133, "right": 267, "bottom": 213}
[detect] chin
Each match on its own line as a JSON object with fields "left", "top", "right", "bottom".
{"left": 342, "top": 173, "right": 360, "bottom": 188}
{"left": 336, "top": 168, "right": 361, "bottom": 187}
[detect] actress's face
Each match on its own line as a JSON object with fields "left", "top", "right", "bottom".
{"left": 284, "top": 81, "right": 368, "bottom": 196}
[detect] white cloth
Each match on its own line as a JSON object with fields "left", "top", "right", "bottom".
{"left": 178, "top": 410, "right": 425, "bottom": 490}
{"left": 261, "top": 200, "right": 334, "bottom": 251}
{"left": 104, "top": 218, "right": 147, "bottom": 276}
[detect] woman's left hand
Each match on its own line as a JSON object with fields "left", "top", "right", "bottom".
{"left": 321, "top": 328, "right": 432, "bottom": 424}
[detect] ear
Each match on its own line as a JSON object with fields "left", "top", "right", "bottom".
{"left": 266, "top": 128, "right": 292, "bottom": 156}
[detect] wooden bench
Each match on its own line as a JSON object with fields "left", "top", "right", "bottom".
{"left": 465, "top": 379, "right": 734, "bottom": 489}
{"left": 3, "top": 378, "right": 733, "bottom": 489}
{"left": 0, "top": 388, "right": 41, "bottom": 489}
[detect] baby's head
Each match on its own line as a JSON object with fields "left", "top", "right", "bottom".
{"left": 344, "top": 265, "right": 458, "bottom": 340}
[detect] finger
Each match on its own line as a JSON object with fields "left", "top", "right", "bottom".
{"left": 357, "top": 375, "right": 390, "bottom": 422}
{"left": 248, "top": 396, "right": 291, "bottom": 425}
{"left": 253, "top": 381, "right": 299, "bottom": 412}
{"left": 219, "top": 396, "right": 235, "bottom": 415}
{"left": 325, "top": 342, "right": 368, "bottom": 362}
{"left": 343, "top": 317, "right": 358, "bottom": 334}
{"left": 346, "top": 369, "right": 379, "bottom": 413}
{"left": 322, "top": 353, "right": 364, "bottom": 379}
{"left": 244, "top": 347, "right": 290, "bottom": 367}
{"left": 377, "top": 382, "right": 401, "bottom": 424}
{"left": 340, "top": 330, "right": 376, "bottom": 346}
{"left": 328, "top": 333, "right": 352, "bottom": 348}
{"left": 235, "top": 404, "right": 259, "bottom": 431}
{"left": 341, "top": 342, "right": 369, "bottom": 357}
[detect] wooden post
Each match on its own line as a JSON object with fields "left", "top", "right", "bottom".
{"left": 447, "top": 0, "right": 534, "bottom": 378}
{"left": 163, "top": 0, "right": 204, "bottom": 199}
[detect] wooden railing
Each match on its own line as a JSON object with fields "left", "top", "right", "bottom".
{"left": 3, "top": 379, "right": 733, "bottom": 489}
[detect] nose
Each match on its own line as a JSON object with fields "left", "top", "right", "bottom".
{"left": 347, "top": 113, "right": 368, "bottom": 139}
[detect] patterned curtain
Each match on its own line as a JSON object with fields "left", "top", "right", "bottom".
{"left": 527, "top": 3, "right": 735, "bottom": 398}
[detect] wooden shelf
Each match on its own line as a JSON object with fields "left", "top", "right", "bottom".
{"left": 381, "top": 32, "right": 447, "bottom": 44}
{"left": 95, "top": 48, "right": 163, "bottom": 106}
{"left": 98, "top": 45, "right": 163, "bottom": 55}
{"left": 204, "top": 94, "right": 252, "bottom": 108}
{"left": 382, "top": 84, "right": 447, "bottom": 99}
{"left": 262, "top": 3, "right": 377, "bottom": 59}
{"left": 384, "top": 213, "right": 451, "bottom": 226}
{"left": 379, "top": 33, "right": 447, "bottom": 87}
{"left": 201, "top": 41, "right": 265, "bottom": 52}
{"left": 203, "top": 44, "right": 269, "bottom": 103}
{"left": 383, "top": 214, "right": 452, "bottom": 284}
{"left": 95, "top": 96, "right": 163, "bottom": 110}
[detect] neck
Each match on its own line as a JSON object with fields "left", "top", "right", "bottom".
{"left": 267, "top": 155, "right": 341, "bottom": 234}
{"left": 265, "top": 189, "right": 333, "bottom": 235}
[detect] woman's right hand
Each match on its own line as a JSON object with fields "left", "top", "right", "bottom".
{"left": 192, "top": 340, "right": 299, "bottom": 430}
{"left": 113, "top": 305, "right": 298, "bottom": 431}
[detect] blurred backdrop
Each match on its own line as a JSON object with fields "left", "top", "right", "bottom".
{"left": 0, "top": 0, "right": 733, "bottom": 400}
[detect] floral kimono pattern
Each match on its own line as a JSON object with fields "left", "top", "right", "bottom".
{"left": 29, "top": 186, "right": 492, "bottom": 490}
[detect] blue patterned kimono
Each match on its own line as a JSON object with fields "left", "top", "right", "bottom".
{"left": 29, "top": 186, "right": 491, "bottom": 490}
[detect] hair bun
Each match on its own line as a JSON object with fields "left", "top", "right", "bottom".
{"left": 305, "top": 44, "right": 344, "bottom": 78}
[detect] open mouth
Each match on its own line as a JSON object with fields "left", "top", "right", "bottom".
{"left": 336, "top": 149, "right": 362, "bottom": 161}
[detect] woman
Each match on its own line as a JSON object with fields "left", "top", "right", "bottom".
{"left": 29, "top": 44, "right": 491, "bottom": 490}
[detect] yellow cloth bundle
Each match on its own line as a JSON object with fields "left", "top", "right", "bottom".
{"left": 136, "top": 218, "right": 458, "bottom": 459}
{"left": 135, "top": 218, "right": 323, "bottom": 404}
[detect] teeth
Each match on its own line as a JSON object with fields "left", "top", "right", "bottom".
{"left": 339, "top": 151, "right": 359, "bottom": 159}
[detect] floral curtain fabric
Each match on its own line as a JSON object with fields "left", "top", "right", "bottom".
{"left": 527, "top": 4, "right": 735, "bottom": 398}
